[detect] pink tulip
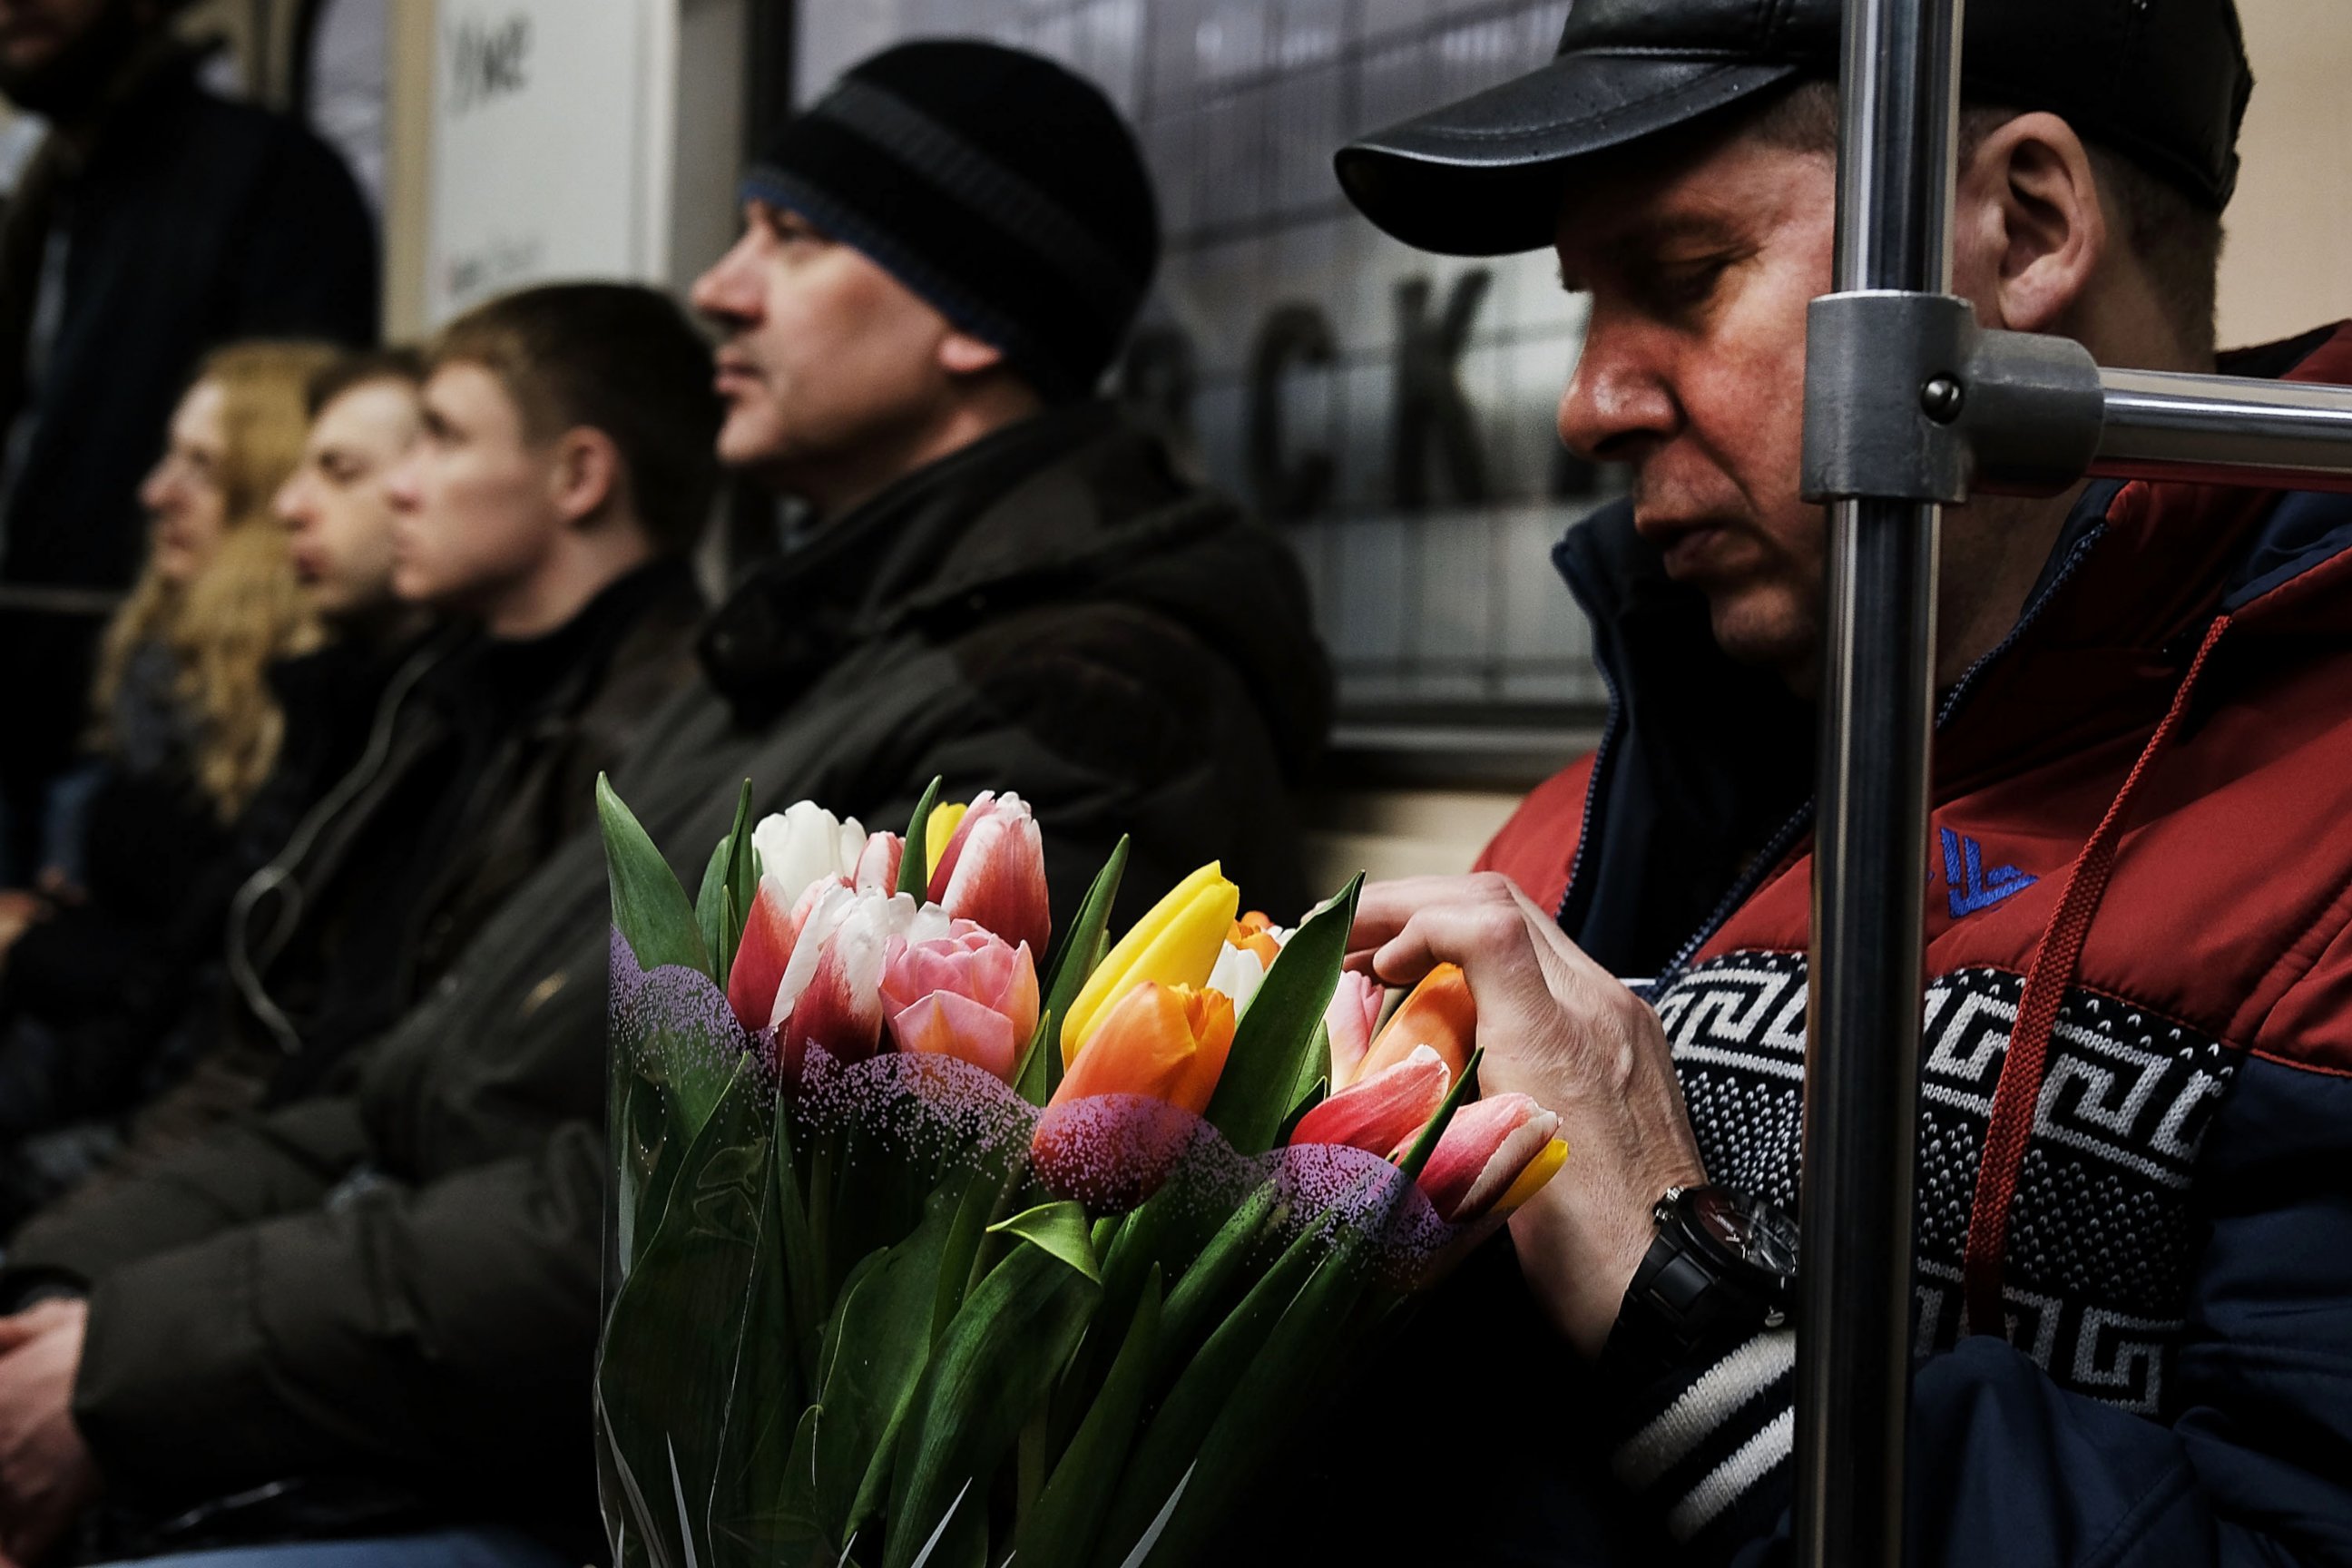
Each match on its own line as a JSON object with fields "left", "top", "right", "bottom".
{"left": 1287, "top": 1045, "right": 1449, "bottom": 1156}
{"left": 1416, "top": 1093, "right": 1564, "bottom": 1222}
{"left": 927, "top": 791, "right": 1051, "bottom": 957}
{"left": 768, "top": 887, "right": 951, "bottom": 1076}
{"left": 726, "top": 874, "right": 848, "bottom": 1030}
{"left": 1324, "top": 970, "right": 1383, "bottom": 1091}
{"left": 881, "top": 925, "right": 1040, "bottom": 1082}
{"left": 856, "top": 831, "right": 905, "bottom": 893}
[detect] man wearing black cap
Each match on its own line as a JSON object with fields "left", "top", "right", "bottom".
{"left": 0, "top": 39, "right": 1331, "bottom": 1568}
{"left": 1336, "top": 1, "right": 2352, "bottom": 1563}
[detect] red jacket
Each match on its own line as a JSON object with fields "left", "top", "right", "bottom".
{"left": 1480, "top": 325, "right": 2352, "bottom": 1565}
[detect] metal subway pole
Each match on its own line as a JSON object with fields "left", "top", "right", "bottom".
{"left": 1794, "top": 0, "right": 1962, "bottom": 1562}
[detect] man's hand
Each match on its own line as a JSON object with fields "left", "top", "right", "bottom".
{"left": 1352, "top": 874, "right": 1706, "bottom": 1357}
{"left": 0, "top": 1299, "right": 99, "bottom": 1568}
{"left": 0, "top": 891, "right": 44, "bottom": 968}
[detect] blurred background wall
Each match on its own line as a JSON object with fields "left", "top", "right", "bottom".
{"left": 53, "top": 0, "right": 2347, "bottom": 887}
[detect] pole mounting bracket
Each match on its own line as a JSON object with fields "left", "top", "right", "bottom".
{"left": 1801, "top": 291, "right": 2106, "bottom": 505}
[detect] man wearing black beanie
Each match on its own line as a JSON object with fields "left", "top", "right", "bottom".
{"left": 677, "top": 36, "right": 1333, "bottom": 917}
{"left": 0, "top": 42, "right": 1332, "bottom": 1568}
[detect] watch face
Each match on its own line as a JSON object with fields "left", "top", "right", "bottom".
{"left": 1688, "top": 1186, "right": 1800, "bottom": 1283}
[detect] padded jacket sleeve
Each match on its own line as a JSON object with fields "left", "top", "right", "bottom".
{"left": 1608, "top": 1036, "right": 2352, "bottom": 1565}
{"left": 66, "top": 1122, "right": 604, "bottom": 1517}
{"left": 0, "top": 1096, "right": 368, "bottom": 1296}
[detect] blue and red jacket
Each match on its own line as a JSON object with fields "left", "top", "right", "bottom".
{"left": 1479, "top": 323, "right": 2352, "bottom": 1565}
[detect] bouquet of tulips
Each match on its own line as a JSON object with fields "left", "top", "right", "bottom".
{"left": 594, "top": 777, "right": 1565, "bottom": 1568}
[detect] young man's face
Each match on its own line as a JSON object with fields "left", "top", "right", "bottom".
{"left": 386, "top": 362, "right": 565, "bottom": 619}
{"left": 138, "top": 376, "right": 230, "bottom": 587}
{"left": 691, "top": 201, "right": 961, "bottom": 485}
{"left": 1553, "top": 130, "right": 1840, "bottom": 687}
{"left": 276, "top": 377, "right": 422, "bottom": 624}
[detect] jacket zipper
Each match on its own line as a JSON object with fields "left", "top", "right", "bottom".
{"left": 1644, "top": 516, "right": 2113, "bottom": 993}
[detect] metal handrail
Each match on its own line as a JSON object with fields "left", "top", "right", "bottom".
{"left": 1799, "top": 0, "right": 2352, "bottom": 1562}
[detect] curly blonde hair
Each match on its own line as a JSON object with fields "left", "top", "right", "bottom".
{"left": 93, "top": 340, "right": 343, "bottom": 822}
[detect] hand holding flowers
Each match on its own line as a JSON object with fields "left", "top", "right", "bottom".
{"left": 1349, "top": 871, "right": 1704, "bottom": 1355}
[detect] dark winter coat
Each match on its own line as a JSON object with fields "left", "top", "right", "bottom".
{"left": 0, "top": 405, "right": 1333, "bottom": 1557}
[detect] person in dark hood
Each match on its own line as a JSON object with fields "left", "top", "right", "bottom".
{"left": 0, "top": 39, "right": 1330, "bottom": 1568}
{"left": 0, "top": 0, "right": 377, "bottom": 887}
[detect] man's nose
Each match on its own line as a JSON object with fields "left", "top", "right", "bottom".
{"left": 691, "top": 236, "right": 762, "bottom": 327}
{"left": 384, "top": 456, "right": 422, "bottom": 510}
{"left": 1556, "top": 316, "right": 1680, "bottom": 463}
{"left": 275, "top": 473, "right": 310, "bottom": 530}
{"left": 139, "top": 462, "right": 175, "bottom": 516}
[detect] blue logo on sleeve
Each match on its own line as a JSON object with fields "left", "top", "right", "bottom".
{"left": 1942, "top": 828, "right": 2038, "bottom": 918}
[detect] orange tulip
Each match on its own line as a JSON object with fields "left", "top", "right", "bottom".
{"left": 1050, "top": 981, "right": 1235, "bottom": 1116}
{"left": 1350, "top": 962, "right": 1475, "bottom": 1087}
{"left": 1229, "top": 913, "right": 1285, "bottom": 968}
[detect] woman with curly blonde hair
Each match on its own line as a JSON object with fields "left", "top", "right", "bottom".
{"left": 0, "top": 341, "right": 336, "bottom": 982}
{"left": 90, "top": 340, "right": 341, "bottom": 827}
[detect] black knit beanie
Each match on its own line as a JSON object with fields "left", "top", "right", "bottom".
{"left": 744, "top": 40, "right": 1161, "bottom": 404}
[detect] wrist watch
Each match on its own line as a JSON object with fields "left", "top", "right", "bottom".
{"left": 1609, "top": 1183, "right": 1801, "bottom": 1372}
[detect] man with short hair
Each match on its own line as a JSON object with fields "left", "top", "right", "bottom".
{"left": 0, "top": 287, "right": 717, "bottom": 1568}
{"left": 1329, "top": 0, "right": 2352, "bottom": 1562}
{"left": 279, "top": 350, "right": 430, "bottom": 647}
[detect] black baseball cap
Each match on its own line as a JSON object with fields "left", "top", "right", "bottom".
{"left": 1337, "top": 0, "right": 2253, "bottom": 257}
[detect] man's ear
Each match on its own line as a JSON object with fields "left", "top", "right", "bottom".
{"left": 1953, "top": 111, "right": 2109, "bottom": 335}
{"left": 938, "top": 330, "right": 1008, "bottom": 377}
{"left": 550, "top": 427, "right": 622, "bottom": 528}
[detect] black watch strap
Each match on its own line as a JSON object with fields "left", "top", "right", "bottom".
{"left": 1605, "top": 1186, "right": 1790, "bottom": 1378}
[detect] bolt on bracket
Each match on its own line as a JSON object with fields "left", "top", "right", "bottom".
{"left": 1801, "top": 291, "right": 2107, "bottom": 505}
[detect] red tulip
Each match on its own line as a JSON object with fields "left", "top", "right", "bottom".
{"left": 1416, "top": 1093, "right": 1565, "bottom": 1222}
{"left": 927, "top": 791, "right": 1051, "bottom": 957}
{"left": 1356, "top": 963, "right": 1475, "bottom": 1085}
{"left": 769, "top": 887, "right": 952, "bottom": 1074}
{"left": 1050, "top": 981, "right": 1234, "bottom": 1116}
{"left": 881, "top": 924, "right": 1040, "bottom": 1082}
{"left": 1324, "top": 969, "right": 1383, "bottom": 1091}
{"left": 1286, "top": 1044, "right": 1449, "bottom": 1156}
{"left": 726, "top": 874, "right": 848, "bottom": 1031}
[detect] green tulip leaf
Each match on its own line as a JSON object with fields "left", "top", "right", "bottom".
{"left": 1014, "top": 1268, "right": 1163, "bottom": 1568}
{"left": 693, "top": 837, "right": 731, "bottom": 978}
{"left": 598, "top": 773, "right": 712, "bottom": 980}
{"left": 1016, "top": 837, "right": 1130, "bottom": 1104}
{"left": 883, "top": 1239, "right": 1102, "bottom": 1568}
{"left": 988, "top": 1200, "right": 1102, "bottom": 1283}
{"left": 595, "top": 1062, "right": 768, "bottom": 1568}
{"left": 898, "top": 776, "right": 945, "bottom": 899}
{"left": 1395, "top": 1046, "right": 1484, "bottom": 1182}
{"left": 813, "top": 1189, "right": 959, "bottom": 1537}
{"left": 931, "top": 1171, "right": 1001, "bottom": 1346}
{"left": 1202, "top": 875, "right": 1364, "bottom": 1156}
{"left": 1155, "top": 1181, "right": 1279, "bottom": 1373}
{"left": 1130, "top": 1224, "right": 1383, "bottom": 1567}
{"left": 1093, "top": 1210, "right": 1328, "bottom": 1563}
{"left": 1274, "top": 1076, "right": 1327, "bottom": 1146}
{"left": 719, "top": 781, "right": 759, "bottom": 985}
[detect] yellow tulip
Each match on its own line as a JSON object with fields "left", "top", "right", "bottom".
{"left": 1060, "top": 862, "right": 1240, "bottom": 1065}
{"left": 925, "top": 801, "right": 969, "bottom": 881}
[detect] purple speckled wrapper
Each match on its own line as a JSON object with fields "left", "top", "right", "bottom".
{"left": 611, "top": 930, "right": 1475, "bottom": 1287}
